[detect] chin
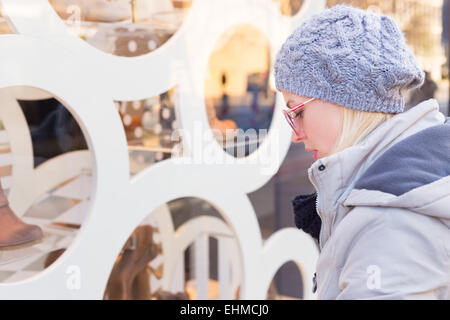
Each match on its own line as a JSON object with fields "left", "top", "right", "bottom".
{"left": 315, "top": 151, "right": 328, "bottom": 160}
{"left": 318, "top": 152, "right": 331, "bottom": 159}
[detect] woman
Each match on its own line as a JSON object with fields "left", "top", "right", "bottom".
{"left": 274, "top": 5, "right": 450, "bottom": 299}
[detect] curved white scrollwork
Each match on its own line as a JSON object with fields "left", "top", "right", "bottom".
{"left": 0, "top": 0, "right": 325, "bottom": 299}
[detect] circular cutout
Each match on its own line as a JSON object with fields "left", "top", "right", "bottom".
{"left": 103, "top": 213, "right": 164, "bottom": 300}
{"left": 204, "top": 24, "right": 276, "bottom": 158}
{"left": 0, "top": 86, "right": 93, "bottom": 283}
{"left": 48, "top": 0, "right": 194, "bottom": 57}
{"left": 269, "top": 261, "right": 303, "bottom": 299}
{"left": 102, "top": 197, "right": 242, "bottom": 300}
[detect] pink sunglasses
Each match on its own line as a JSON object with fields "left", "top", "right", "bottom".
{"left": 282, "top": 97, "right": 315, "bottom": 135}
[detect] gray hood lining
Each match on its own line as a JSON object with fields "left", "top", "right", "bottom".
{"left": 354, "top": 117, "right": 450, "bottom": 196}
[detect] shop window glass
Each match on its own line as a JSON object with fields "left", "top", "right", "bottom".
{"left": 49, "top": 0, "right": 193, "bottom": 57}
{"left": 205, "top": 24, "right": 276, "bottom": 158}
{"left": 102, "top": 197, "right": 240, "bottom": 300}
{"left": 115, "top": 88, "right": 180, "bottom": 176}
{"left": 0, "top": 86, "right": 93, "bottom": 283}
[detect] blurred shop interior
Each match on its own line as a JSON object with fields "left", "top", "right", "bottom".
{"left": 0, "top": 0, "right": 448, "bottom": 300}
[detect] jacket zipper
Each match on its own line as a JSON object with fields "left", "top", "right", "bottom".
{"left": 308, "top": 168, "right": 324, "bottom": 295}
{"left": 308, "top": 168, "right": 325, "bottom": 251}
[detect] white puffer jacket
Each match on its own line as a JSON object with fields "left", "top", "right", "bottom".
{"left": 309, "top": 99, "right": 450, "bottom": 299}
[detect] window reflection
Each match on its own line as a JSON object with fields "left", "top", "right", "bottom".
{"left": 103, "top": 198, "right": 228, "bottom": 300}
{"left": 0, "top": 87, "right": 92, "bottom": 283}
{"left": 205, "top": 24, "right": 276, "bottom": 157}
{"left": 115, "top": 88, "right": 180, "bottom": 176}
{"left": 18, "top": 98, "right": 88, "bottom": 167}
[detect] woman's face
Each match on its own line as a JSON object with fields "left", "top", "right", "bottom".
{"left": 281, "top": 90, "right": 343, "bottom": 160}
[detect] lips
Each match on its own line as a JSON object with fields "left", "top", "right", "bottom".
{"left": 305, "top": 148, "right": 319, "bottom": 160}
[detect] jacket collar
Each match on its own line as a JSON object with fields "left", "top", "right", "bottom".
{"left": 308, "top": 99, "right": 446, "bottom": 248}
{"left": 345, "top": 116, "right": 450, "bottom": 225}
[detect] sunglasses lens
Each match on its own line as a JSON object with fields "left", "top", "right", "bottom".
{"left": 284, "top": 113, "right": 298, "bottom": 135}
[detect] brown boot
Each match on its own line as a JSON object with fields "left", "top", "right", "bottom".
{"left": 104, "top": 225, "right": 161, "bottom": 299}
{"left": 0, "top": 181, "right": 43, "bottom": 249}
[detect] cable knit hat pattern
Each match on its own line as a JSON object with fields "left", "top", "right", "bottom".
{"left": 274, "top": 5, "right": 425, "bottom": 113}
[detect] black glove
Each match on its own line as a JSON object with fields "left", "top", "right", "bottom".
{"left": 291, "top": 192, "right": 321, "bottom": 241}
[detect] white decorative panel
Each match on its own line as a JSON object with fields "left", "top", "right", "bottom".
{"left": 0, "top": 0, "right": 324, "bottom": 299}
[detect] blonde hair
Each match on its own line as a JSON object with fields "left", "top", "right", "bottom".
{"left": 330, "top": 107, "right": 397, "bottom": 155}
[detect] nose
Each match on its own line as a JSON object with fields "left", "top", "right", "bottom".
{"left": 291, "top": 130, "right": 306, "bottom": 143}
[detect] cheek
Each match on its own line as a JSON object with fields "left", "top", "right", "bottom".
{"left": 325, "top": 118, "right": 342, "bottom": 147}
{"left": 305, "top": 112, "right": 341, "bottom": 151}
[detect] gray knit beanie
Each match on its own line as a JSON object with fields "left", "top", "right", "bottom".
{"left": 274, "top": 5, "right": 424, "bottom": 113}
